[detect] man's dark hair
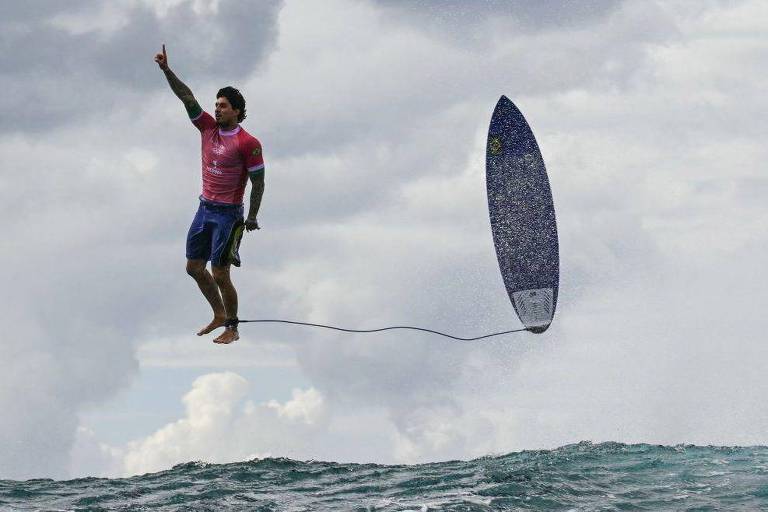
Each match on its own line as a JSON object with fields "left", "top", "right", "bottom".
{"left": 217, "top": 86, "right": 247, "bottom": 122}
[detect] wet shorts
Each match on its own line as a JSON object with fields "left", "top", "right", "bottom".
{"left": 186, "top": 197, "right": 245, "bottom": 267}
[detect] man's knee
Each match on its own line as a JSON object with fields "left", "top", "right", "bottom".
{"left": 186, "top": 259, "right": 207, "bottom": 278}
{"left": 211, "top": 265, "right": 231, "bottom": 285}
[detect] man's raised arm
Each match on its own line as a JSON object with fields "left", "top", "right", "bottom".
{"left": 154, "top": 44, "right": 202, "bottom": 118}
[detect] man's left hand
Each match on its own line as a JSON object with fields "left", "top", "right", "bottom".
{"left": 245, "top": 218, "right": 260, "bottom": 231}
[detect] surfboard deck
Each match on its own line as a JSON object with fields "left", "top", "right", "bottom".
{"left": 486, "top": 96, "right": 559, "bottom": 333}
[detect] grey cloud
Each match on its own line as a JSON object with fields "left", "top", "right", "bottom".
{"left": 733, "top": 177, "right": 768, "bottom": 206}
{"left": 0, "top": 113, "right": 201, "bottom": 478}
{"left": 0, "top": 0, "right": 283, "bottom": 134}
{"left": 0, "top": 1, "right": 93, "bottom": 25}
{"left": 0, "top": 236, "right": 165, "bottom": 478}
{"left": 256, "top": 0, "right": 680, "bottom": 157}
{"left": 374, "top": 0, "right": 625, "bottom": 39}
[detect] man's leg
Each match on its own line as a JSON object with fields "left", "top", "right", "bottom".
{"left": 211, "top": 264, "right": 239, "bottom": 344}
{"left": 186, "top": 259, "right": 227, "bottom": 335}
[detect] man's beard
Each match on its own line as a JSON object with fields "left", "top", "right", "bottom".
{"left": 216, "top": 116, "right": 237, "bottom": 128}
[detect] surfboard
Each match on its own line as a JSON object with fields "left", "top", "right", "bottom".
{"left": 486, "top": 96, "right": 559, "bottom": 333}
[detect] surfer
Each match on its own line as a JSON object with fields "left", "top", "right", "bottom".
{"left": 154, "top": 44, "right": 265, "bottom": 344}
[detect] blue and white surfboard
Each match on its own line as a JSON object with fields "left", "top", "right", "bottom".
{"left": 486, "top": 96, "right": 559, "bottom": 333}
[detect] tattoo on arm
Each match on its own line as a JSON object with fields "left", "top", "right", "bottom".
{"left": 162, "top": 68, "right": 200, "bottom": 116}
{"left": 248, "top": 173, "right": 265, "bottom": 219}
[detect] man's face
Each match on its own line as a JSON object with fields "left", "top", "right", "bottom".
{"left": 215, "top": 96, "right": 239, "bottom": 127}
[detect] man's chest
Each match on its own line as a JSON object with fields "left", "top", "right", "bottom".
{"left": 202, "top": 135, "right": 243, "bottom": 168}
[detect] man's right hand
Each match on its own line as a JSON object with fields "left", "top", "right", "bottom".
{"left": 154, "top": 44, "right": 169, "bottom": 70}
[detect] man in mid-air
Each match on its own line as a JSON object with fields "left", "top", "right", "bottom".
{"left": 155, "top": 44, "right": 265, "bottom": 344}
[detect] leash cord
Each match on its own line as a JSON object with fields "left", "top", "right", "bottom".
{"left": 234, "top": 318, "right": 528, "bottom": 341}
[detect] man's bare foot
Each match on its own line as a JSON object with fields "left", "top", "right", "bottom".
{"left": 213, "top": 328, "right": 239, "bottom": 344}
{"left": 197, "top": 316, "right": 226, "bottom": 336}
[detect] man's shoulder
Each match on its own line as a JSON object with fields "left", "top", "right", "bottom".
{"left": 237, "top": 127, "right": 264, "bottom": 167}
{"left": 193, "top": 110, "right": 217, "bottom": 132}
{"left": 237, "top": 126, "right": 261, "bottom": 147}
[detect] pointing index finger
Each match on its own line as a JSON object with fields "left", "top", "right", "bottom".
{"left": 162, "top": 44, "right": 167, "bottom": 59}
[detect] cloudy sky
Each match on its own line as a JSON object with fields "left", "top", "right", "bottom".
{"left": 1, "top": 0, "right": 766, "bottom": 480}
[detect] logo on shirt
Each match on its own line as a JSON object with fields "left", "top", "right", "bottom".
{"left": 209, "top": 160, "right": 223, "bottom": 175}
{"left": 213, "top": 144, "right": 226, "bottom": 155}
{"left": 251, "top": 147, "right": 261, "bottom": 157}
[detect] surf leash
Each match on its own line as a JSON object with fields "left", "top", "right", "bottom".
{"left": 231, "top": 318, "right": 529, "bottom": 341}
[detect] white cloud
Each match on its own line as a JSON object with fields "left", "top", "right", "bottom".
{"left": 122, "top": 372, "right": 250, "bottom": 475}
{"left": 118, "top": 372, "right": 331, "bottom": 476}
{"left": 266, "top": 387, "right": 325, "bottom": 425}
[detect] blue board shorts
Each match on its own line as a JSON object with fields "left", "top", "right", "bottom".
{"left": 186, "top": 197, "right": 245, "bottom": 267}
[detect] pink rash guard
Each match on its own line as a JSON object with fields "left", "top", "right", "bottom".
{"left": 191, "top": 110, "right": 264, "bottom": 205}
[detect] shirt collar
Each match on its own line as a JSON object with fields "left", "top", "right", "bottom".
{"left": 218, "top": 125, "right": 241, "bottom": 136}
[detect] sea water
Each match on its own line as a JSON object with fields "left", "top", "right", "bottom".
{"left": 2, "top": 442, "right": 767, "bottom": 511}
